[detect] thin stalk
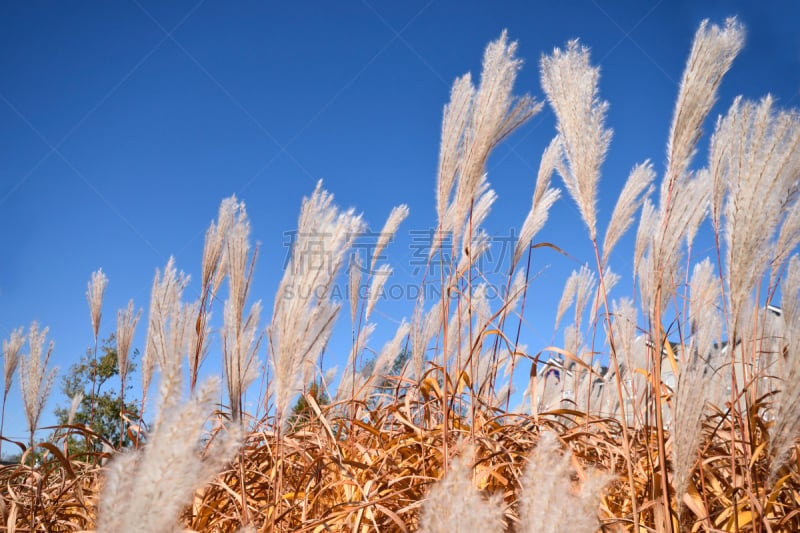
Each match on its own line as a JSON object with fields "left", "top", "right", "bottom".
{"left": 652, "top": 285, "right": 675, "bottom": 532}
{"left": 439, "top": 237, "right": 449, "bottom": 473}
{"left": 89, "top": 335, "right": 98, "bottom": 427}
{"left": 505, "top": 244, "right": 533, "bottom": 414}
{"left": 134, "top": 390, "right": 147, "bottom": 450}
{"left": 29, "top": 428, "right": 36, "bottom": 529}
{"left": 711, "top": 221, "right": 742, "bottom": 512}
{"left": 119, "top": 376, "right": 125, "bottom": 449}
{"left": 0, "top": 390, "right": 7, "bottom": 458}
{"left": 274, "top": 422, "right": 283, "bottom": 532}
{"left": 467, "top": 202, "right": 474, "bottom": 438}
{"left": 592, "top": 239, "right": 640, "bottom": 531}
{"left": 190, "top": 286, "right": 211, "bottom": 394}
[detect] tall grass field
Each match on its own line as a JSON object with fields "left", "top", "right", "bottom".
{"left": 3, "top": 16, "right": 800, "bottom": 532}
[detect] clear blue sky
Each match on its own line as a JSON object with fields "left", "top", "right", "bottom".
{"left": 1, "top": 1, "right": 799, "bottom": 445}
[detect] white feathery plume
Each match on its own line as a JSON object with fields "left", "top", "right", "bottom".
{"left": 771, "top": 196, "right": 800, "bottom": 286}
{"left": 3, "top": 326, "right": 24, "bottom": 398}
{"left": 513, "top": 137, "right": 562, "bottom": 270}
{"left": 202, "top": 195, "right": 241, "bottom": 298}
{"left": 655, "top": 168, "right": 712, "bottom": 277}
{"left": 684, "top": 169, "right": 712, "bottom": 249}
{"left": 19, "top": 322, "right": 57, "bottom": 443}
{"left": 185, "top": 298, "right": 212, "bottom": 377}
{"left": 770, "top": 255, "right": 800, "bottom": 479}
{"left": 223, "top": 299, "right": 263, "bottom": 422}
{"left": 672, "top": 258, "right": 721, "bottom": 502}
{"left": 87, "top": 269, "right": 108, "bottom": 339}
{"left": 589, "top": 266, "right": 619, "bottom": 324}
{"left": 717, "top": 96, "right": 800, "bottom": 330}
{"left": 222, "top": 207, "right": 262, "bottom": 422}
{"left": 67, "top": 392, "right": 83, "bottom": 426}
{"left": 457, "top": 227, "right": 491, "bottom": 276}
{"left": 672, "top": 343, "right": 711, "bottom": 503}
{"left": 575, "top": 367, "right": 596, "bottom": 413}
{"left": 476, "top": 347, "right": 510, "bottom": 395}
{"left": 348, "top": 253, "right": 362, "bottom": 325}
{"left": 541, "top": 40, "right": 612, "bottom": 241}
{"left": 225, "top": 207, "right": 256, "bottom": 328}
{"left": 573, "top": 264, "right": 597, "bottom": 332}
{"left": 471, "top": 283, "right": 491, "bottom": 336}
{"left": 689, "top": 259, "right": 722, "bottom": 361}
{"left": 563, "top": 325, "right": 584, "bottom": 365}
{"left": 116, "top": 299, "right": 142, "bottom": 389}
{"left": 97, "top": 376, "right": 241, "bottom": 533}
{"left": 418, "top": 446, "right": 505, "bottom": 533}
{"left": 411, "top": 298, "right": 441, "bottom": 381}
{"left": 518, "top": 432, "right": 610, "bottom": 533}
{"left": 336, "top": 323, "right": 376, "bottom": 401}
{"left": 359, "top": 320, "right": 410, "bottom": 401}
{"left": 642, "top": 19, "right": 742, "bottom": 328}
{"left": 443, "top": 296, "right": 470, "bottom": 367}
{"left": 2, "top": 327, "right": 24, "bottom": 456}
{"left": 365, "top": 264, "right": 392, "bottom": 322}
{"left": 371, "top": 204, "right": 409, "bottom": 273}
{"left": 456, "top": 178, "right": 496, "bottom": 272}
{"left": 709, "top": 111, "right": 730, "bottom": 234}
{"left": 633, "top": 198, "right": 655, "bottom": 276}
{"left": 468, "top": 284, "right": 492, "bottom": 371}
{"left": 142, "top": 257, "right": 189, "bottom": 399}
{"left": 602, "top": 161, "right": 655, "bottom": 266}
{"left": 504, "top": 269, "right": 527, "bottom": 318}
{"left": 436, "top": 74, "right": 474, "bottom": 229}
{"left": 611, "top": 298, "right": 638, "bottom": 374}
{"left": 451, "top": 32, "right": 541, "bottom": 248}
{"left": 555, "top": 271, "right": 577, "bottom": 333}
{"left": 466, "top": 178, "right": 496, "bottom": 234}
{"left": 322, "top": 366, "right": 337, "bottom": 390}
{"left": 190, "top": 196, "right": 243, "bottom": 391}
{"left": 270, "top": 181, "right": 365, "bottom": 429}
{"left": 636, "top": 251, "right": 655, "bottom": 320}
{"left": 373, "top": 321, "right": 410, "bottom": 381}
{"left": 166, "top": 301, "right": 194, "bottom": 380}
{"left": 664, "top": 17, "right": 744, "bottom": 199}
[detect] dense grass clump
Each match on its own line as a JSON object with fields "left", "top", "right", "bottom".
{"left": 3, "top": 16, "right": 800, "bottom": 532}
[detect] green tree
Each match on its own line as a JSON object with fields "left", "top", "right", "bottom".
{"left": 53, "top": 335, "right": 141, "bottom": 453}
{"left": 287, "top": 380, "right": 330, "bottom": 429}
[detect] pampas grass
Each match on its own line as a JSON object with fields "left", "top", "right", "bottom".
{"left": 512, "top": 137, "right": 561, "bottom": 271}
{"left": 97, "top": 375, "right": 240, "bottom": 533}
{"left": 1, "top": 326, "right": 24, "bottom": 457}
{"left": 418, "top": 447, "right": 505, "bottom": 533}
{"left": 541, "top": 40, "right": 611, "bottom": 241}
{"left": 18, "top": 322, "right": 57, "bottom": 457}
{"left": 269, "top": 180, "right": 365, "bottom": 430}
{"left": 116, "top": 299, "right": 141, "bottom": 447}
{"left": 770, "top": 255, "right": 800, "bottom": 479}
{"left": 518, "top": 432, "right": 610, "bottom": 533}
{"left": 718, "top": 95, "right": 800, "bottom": 329}
{"left": 87, "top": 269, "right": 108, "bottom": 341}
{"left": 87, "top": 268, "right": 108, "bottom": 423}
{"left": 8, "top": 17, "right": 800, "bottom": 533}
{"left": 116, "top": 300, "right": 141, "bottom": 391}
{"left": 221, "top": 202, "right": 263, "bottom": 423}
{"left": 601, "top": 162, "right": 655, "bottom": 266}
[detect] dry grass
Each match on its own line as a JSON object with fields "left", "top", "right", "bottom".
{"left": 3, "top": 16, "right": 800, "bottom": 533}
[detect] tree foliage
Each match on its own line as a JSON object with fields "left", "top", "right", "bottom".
{"left": 287, "top": 380, "right": 329, "bottom": 429}
{"left": 53, "top": 335, "right": 141, "bottom": 452}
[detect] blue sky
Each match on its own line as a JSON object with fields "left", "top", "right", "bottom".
{"left": 1, "top": 1, "right": 799, "bottom": 446}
